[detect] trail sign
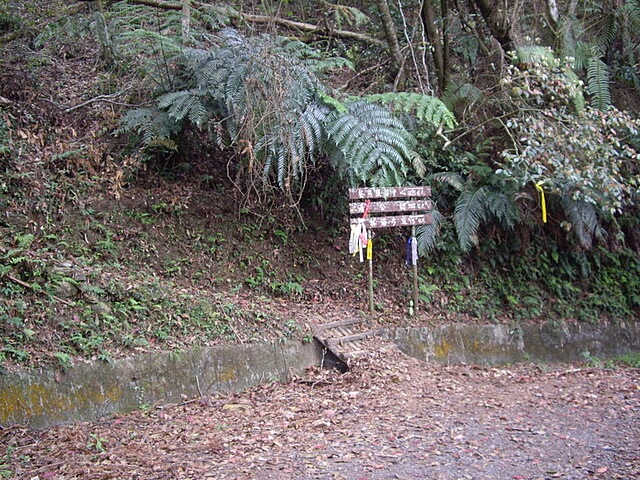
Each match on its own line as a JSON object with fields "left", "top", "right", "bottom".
{"left": 348, "top": 187, "right": 433, "bottom": 313}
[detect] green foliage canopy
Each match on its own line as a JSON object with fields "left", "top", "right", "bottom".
{"left": 499, "top": 52, "right": 640, "bottom": 218}
{"left": 118, "top": 29, "right": 454, "bottom": 205}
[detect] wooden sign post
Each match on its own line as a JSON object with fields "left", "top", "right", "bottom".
{"left": 349, "top": 187, "right": 432, "bottom": 313}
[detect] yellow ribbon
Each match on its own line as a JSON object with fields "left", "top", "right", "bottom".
{"left": 366, "top": 238, "right": 372, "bottom": 260}
{"left": 535, "top": 181, "right": 547, "bottom": 223}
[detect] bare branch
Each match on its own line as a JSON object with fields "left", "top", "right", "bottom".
{"left": 41, "top": 88, "right": 144, "bottom": 113}
{"left": 125, "top": 0, "right": 386, "bottom": 47}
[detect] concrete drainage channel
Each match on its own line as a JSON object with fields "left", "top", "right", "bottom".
{"left": 1, "top": 321, "right": 639, "bottom": 429}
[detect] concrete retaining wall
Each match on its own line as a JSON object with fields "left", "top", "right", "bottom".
{"left": 0, "top": 341, "right": 322, "bottom": 429}
{"left": 2, "top": 321, "right": 639, "bottom": 429}
{"left": 386, "top": 321, "right": 640, "bottom": 365}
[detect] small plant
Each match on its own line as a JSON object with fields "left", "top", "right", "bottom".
{"left": 87, "top": 433, "right": 107, "bottom": 453}
{"left": 53, "top": 351, "right": 73, "bottom": 370}
{"left": 581, "top": 350, "right": 602, "bottom": 368}
{"left": 269, "top": 280, "right": 303, "bottom": 297}
{"left": 274, "top": 229, "right": 288, "bottom": 245}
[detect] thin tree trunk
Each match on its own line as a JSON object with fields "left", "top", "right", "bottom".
{"left": 181, "top": 0, "right": 191, "bottom": 45}
{"left": 421, "top": 0, "right": 445, "bottom": 94}
{"left": 375, "top": 0, "right": 405, "bottom": 82}
{"left": 440, "top": 0, "right": 450, "bottom": 91}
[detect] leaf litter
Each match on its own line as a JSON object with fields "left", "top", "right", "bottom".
{"left": 2, "top": 348, "right": 639, "bottom": 480}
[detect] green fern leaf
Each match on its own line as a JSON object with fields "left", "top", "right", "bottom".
{"left": 158, "top": 90, "right": 210, "bottom": 127}
{"left": 560, "top": 197, "right": 605, "bottom": 249}
{"left": 483, "top": 190, "right": 519, "bottom": 229}
{"left": 441, "top": 83, "right": 482, "bottom": 111}
{"left": 627, "top": 0, "right": 640, "bottom": 31}
{"left": 364, "top": 92, "right": 456, "bottom": 129}
{"left": 431, "top": 172, "right": 465, "bottom": 191}
{"left": 416, "top": 210, "right": 445, "bottom": 254}
{"left": 326, "top": 101, "right": 417, "bottom": 187}
{"left": 587, "top": 57, "right": 611, "bottom": 110}
{"left": 118, "top": 107, "right": 181, "bottom": 148}
{"left": 454, "top": 186, "right": 489, "bottom": 252}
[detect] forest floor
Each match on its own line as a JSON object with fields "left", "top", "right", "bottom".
{"left": 3, "top": 346, "right": 639, "bottom": 480}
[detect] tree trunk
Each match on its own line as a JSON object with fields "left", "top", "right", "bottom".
{"left": 421, "top": 0, "right": 446, "bottom": 94}
{"left": 440, "top": 0, "right": 451, "bottom": 90}
{"left": 181, "top": 0, "right": 191, "bottom": 45}
{"left": 375, "top": 0, "right": 405, "bottom": 82}
{"left": 473, "top": 0, "right": 513, "bottom": 51}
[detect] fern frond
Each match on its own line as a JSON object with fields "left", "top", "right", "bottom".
{"left": 117, "top": 29, "right": 182, "bottom": 56}
{"left": 416, "top": 210, "right": 445, "bottom": 254}
{"left": 592, "top": 13, "right": 617, "bottom": 54}
{"left": 157, "top": 90, "right": 210, "bottom": 127}
{"left": 118, "top": 107, "right": 181, "bottom": 148}
{"left": 409, "top": 151, "right": 427, "bottom": 179}
{"left": 560, "top": 196, "right": 605, "bottom": 249}
{"left": 626, "top": 0, "right": 640, "bottom": 32}
{"left": 571, "top": 41, "right": 592, "bottom": 71}
{"left": 326, "top": 101, "right": 417, "bottom": 187}
{"left": 364, "top": 92, "right": 457, "bottom": 130}
{"left": 270, "top": 37, "right": 354, "bottom": 73}
{"left": 431, "top": 172, "right": 465, "bottom": 191}
{"left": 483, "top": 190, "right": 520, "bottom": 229}
{"left": 325, "top": 2, "right": 370, "bottom": 29}
{"left": 441, "top": 83, "right": 482, "bottom": 111}
{"left": 454, "top": 186, "right": 489, "bottom": 252}
{"left": 587, "top": 56, "right": 611, "bottom": 110}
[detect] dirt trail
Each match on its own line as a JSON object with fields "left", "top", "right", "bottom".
{"left": 3, "top": 348, "right": 639, "bottom": 480}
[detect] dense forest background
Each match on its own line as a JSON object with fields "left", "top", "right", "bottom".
{"left": 0, "top": 0, "right": 639, "bottom": 370}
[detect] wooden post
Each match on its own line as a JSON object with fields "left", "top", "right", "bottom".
{"left": 367, "top": 229, "right": 374, "bottom": 313}
{"left": 412, "top": 225, "right": 419, "bottom": 314}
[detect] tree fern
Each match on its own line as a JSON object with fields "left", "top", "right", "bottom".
{"left": 119, "top": 29, "right": 425, "bottom": 203}
{"left": 424, "top": 170, "right": 522, "bottom": 253}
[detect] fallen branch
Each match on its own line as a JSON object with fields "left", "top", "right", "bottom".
{"left": 241, "top": 13, "right": 386, "bottom": 47}
{"left": 5, "top": 274, "right": 74, "bottom": 307}
{"left": 127, "top": 0, "right": 386, "bottom": 47}
{"left": 2, "top": 1, "right": 387, "bottom": 50}
{"left": 42, "top": 88, "right": 138, "bottom": 113}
